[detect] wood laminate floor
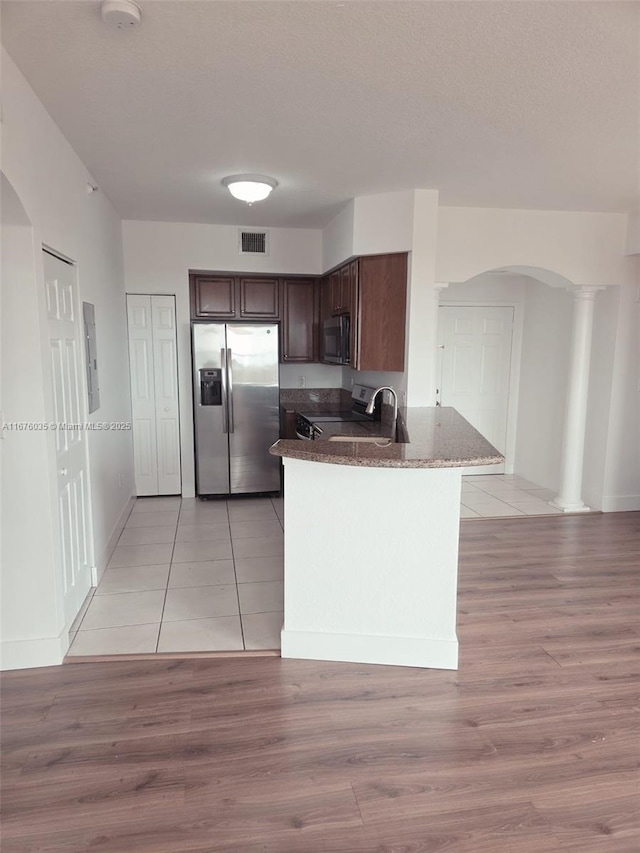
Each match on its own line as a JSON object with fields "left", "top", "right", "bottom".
{"left": 1, "top": 512, "right": 638, "bottom": 852}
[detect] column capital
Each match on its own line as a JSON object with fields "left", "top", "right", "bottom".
{"left": 567, "top": 285, "right": 607, "bottom": 300}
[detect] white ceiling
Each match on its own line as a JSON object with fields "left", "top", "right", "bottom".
{"left": 2, "top": 1, "right": 638, "bottom": 227}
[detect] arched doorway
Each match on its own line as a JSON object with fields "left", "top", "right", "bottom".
{"left": 436, "top": 265, "right": 609, "bottom": 512}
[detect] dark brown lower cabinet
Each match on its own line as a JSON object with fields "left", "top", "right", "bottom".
{"left": 281, "top": 278, "right": 317, "bottom": 362}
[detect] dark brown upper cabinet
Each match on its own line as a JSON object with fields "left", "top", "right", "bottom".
{"left": 190, "top": 274, "right": 280, "bottom": 321}
{"left": 238, "top": 277, "right": 280, "bottom": 319}
{"left": 327, "top": 267, "right": 351, "bottom": 316}
{"left": 281, "top": 278, "right": 317, "bottom": 363}
{"left": 191, "top": 275, "right": 236, "bottom": 318}
{"left": 354, "top": 253, "right": 407, "bottom": 372}
{"left": 190, "top": 253, "right": 407, "bottom": 372}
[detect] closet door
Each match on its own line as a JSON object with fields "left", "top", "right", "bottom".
{"left": 127, "top": 295, "right": 158, "bottom": 495}
{"left": 127, "top": 295, "right": 181, "bottom": 496}
{"left": 151, "top": 296, "right": 181, "bottom": 494}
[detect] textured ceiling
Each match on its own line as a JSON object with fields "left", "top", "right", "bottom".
{"left": 2, "top": 1, "right": 638, "bottom": 227}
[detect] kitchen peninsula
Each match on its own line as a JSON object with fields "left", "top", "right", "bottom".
{"left": 270, "top": 407, "right": 503, "bottom": 670}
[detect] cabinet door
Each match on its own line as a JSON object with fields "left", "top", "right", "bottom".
{"left": 355, "top": 253, "right": 407, "bottom": 372}
{"left": 281, "top": 278, "right": 317, "bottom": 362}
{"left": 329, "top": 270, "right": 341, "bottom": 315}
{"left": 348, "top": 259, "right": 359, "bottom": 363}
{"left": 318, "top": 275, "right": 331, "bottom": 363}
{"left": 128, "top": 295, "right": 181, "bottom": 496}
{"left": 151, "top": 296, "right": 181, "bottom": 495}
{"left": 127, "top": 295, "right": 158, "bottom": 495}
{"left": 339, "top": 265, "right": 351, "bottom": 314}
{"left": 239, "top": 277, "right": 280, "bottom": 318}
{"left": 192, "top": 276, "right": 236, "bottom": 318}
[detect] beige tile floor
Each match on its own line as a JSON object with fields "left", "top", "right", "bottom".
{"left": 459, "top": 473, "right": 565, "bottom": 518}
{"left": 68, "top": 475, "right": 572, "bottom": 656}
{"left": 68, "top": 495, "right": 284, "bottom": 657}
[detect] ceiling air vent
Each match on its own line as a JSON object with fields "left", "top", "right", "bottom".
{"left": 239, "top": 229, "right": 269, "bottom": 255}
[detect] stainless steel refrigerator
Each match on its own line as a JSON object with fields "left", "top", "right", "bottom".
{"left": 192, "top": 322, "right": 280, "bottom": 496}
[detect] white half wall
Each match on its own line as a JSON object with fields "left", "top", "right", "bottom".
{"left": 122, "top": 219, "right": 322, "bottom": 496}
{"left": 1, "top": 48, "right": 134, "bottom": 669}
{"left": 281, "top": 458, "right": 461, "bottom": 669}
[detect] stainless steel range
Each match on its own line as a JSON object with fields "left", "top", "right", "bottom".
{"left": 295, "top": 384, "right": 381, "bottom": 440}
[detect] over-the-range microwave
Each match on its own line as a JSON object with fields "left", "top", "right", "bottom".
{"left": 322, "top": 315, "right": 350, "bottom": 365}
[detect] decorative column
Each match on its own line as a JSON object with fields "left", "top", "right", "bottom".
{"left": 550, "top": 285, "right": 605, "bottom": 512}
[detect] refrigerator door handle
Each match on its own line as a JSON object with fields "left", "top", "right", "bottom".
{"left": 227, "top": 348, "right": 235, "bottom": 433}
{"left": 220, "top": 348, "right": 229, "bottom": 433}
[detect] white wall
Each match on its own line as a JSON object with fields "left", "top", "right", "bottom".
{"left": 1, "top": 49, "right": 134, "bottom": 668}
{"left": 122, "top": 219, "right": 323, "bottom": 496}
{"left": 443, "top": 273, "right": 526, "bottom": 305}
{"left": 625, "top": 211, "right": 640, "bottom": 255}
{"left": 404, "top": 189, "right": 439, "bottom": 405}
{"left": 514, "top": 281, "right": 573, "bottom": 492}
{"left": 437, "top": 207, "right": 635, "bottom": 288}
{"left": 1, "top": 184, "right": 63, "bottom": 667}
{"left": 280, "top": 363, "right": 344, "bottom": 389}
{"left": 601, "top": 276, "right": 640, "bottom": 511}
{"left": 322, "top": 200, "right": 355, "bottom": 271}
{"left": 582, "top": 286, "right": 620, "bottom": 510}
{"left": 352, "top": 191, "right": 413, "bottom": 256}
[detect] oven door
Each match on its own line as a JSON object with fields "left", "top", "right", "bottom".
{"left": 323, "top": 316, "right": 350, "bottom": 364}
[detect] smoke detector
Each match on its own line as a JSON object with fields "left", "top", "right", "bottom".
{"left": 100, "top": 0, "right": 141, "bottom": 29}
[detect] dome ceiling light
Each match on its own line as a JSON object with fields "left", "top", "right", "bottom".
{"left": 222, "top": 175, "right": 278, "bottom": 205}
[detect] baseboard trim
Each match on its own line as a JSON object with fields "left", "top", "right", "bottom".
{"left": 0, "top": 630, "right": 67, "bottom": 671}
{"left": 281, "top": 629, "right": 458, "bottom": 670}
{"left": 601, "top": 495, "right": 640, "bottom": 512}
{"left": 95, "top": 495, "right": 136, "bottom": 584}
{"left": 64, "top": 649, "right": 280, "bottom": 664}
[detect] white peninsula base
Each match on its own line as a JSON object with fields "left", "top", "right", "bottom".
{"left": 280, "top": 458, "right": 463, "bottom": 670}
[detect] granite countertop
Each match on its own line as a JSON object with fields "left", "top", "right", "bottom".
{"left": 269, "top": 406, "right": 504, "bottom": 469}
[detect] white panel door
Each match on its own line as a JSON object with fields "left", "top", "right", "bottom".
{"left": 127, "top": 294, "right": 181, "bottom": 496}
{"left": 151, "top": 296, "right": 181, "bottom": 494}
{"left": 127, "top": 295, "right": 158, "bottom": 495}
{"left": 438, "top": 306, "right": 514, "bottom": 475}
{"left": 44, "top": 250, "right": 93, "bottom": 629}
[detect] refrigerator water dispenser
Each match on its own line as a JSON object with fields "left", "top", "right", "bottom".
{"left": 199, "top": 368, "right": 222, "bottom": 406}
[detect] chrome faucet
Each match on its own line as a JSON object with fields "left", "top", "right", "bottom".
{"left": 366, "top": 386, "right": 398, "bottom": 435}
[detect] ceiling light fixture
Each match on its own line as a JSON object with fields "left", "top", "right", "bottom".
{"left": 222, "top": 175, "right": 278, "bottom": 205}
